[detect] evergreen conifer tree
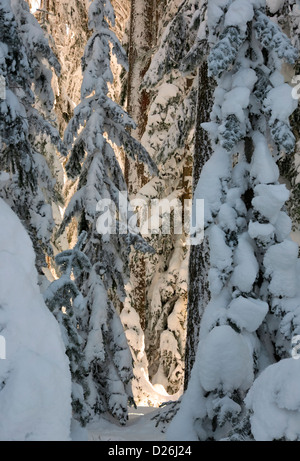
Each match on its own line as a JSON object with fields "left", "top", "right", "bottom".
{"left": 58, "top": 0, "right": 156, "bottom": 424}
{"left": 168, "top": 0, "right": 299, "bottom": 441}
{"left": 0, "top": 0, "right": 65, "bottom": 276}
{"left": 131, "top": 0, "right": 199, "bottom": 396}
{"left": 267, "top": 0, "right": 300, "bottom": 230}
{"left": 44, "top": 231, "right": 91, "bottom": 425}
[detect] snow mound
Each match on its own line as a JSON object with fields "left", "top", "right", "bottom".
{"left": 227, "top": 296, "right": 268, "bottom": 332}
{"left": 266, "top": 0, "right": 285, "bottom": 14}
{"left": 231, "top": 233, "right": 258, "bottom": 293}
{"left": 194, "top": 147, "right": 231, "bottom": 226}
{"left": 264, "top": 84, "right": 298, "bottom": 124}
{"left": 252, "top": 184, "right": 290, "bottom": 223}
{"left": 0, "top": 197, "right": 36, "bottom": 278}
{"left": 264, "top": 240, "right": 298, "bottom": 297}
{"left": 209, "top": 225, "right": 232, "bottom": 271}
{"left": 0, "top": 199, "right": 72, "bottom": 440}
{"left": 246, "top": 359, "right": 300, "bottom": 441}
{"left": 250, "top": 132, "right": 279, "bottom": 184}
{"left": 198, "top": 325, "right": 254, "bottom": 393}
{"left": 224, "top": 0, "right": 254, "bottom": 33}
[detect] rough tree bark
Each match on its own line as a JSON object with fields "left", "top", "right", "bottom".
{"left": 184, "top": 61, "right": 213, "bottom": 389}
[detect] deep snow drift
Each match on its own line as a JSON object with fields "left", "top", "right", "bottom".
{"left": 0, "top": 198, "right": 72, "bottom": 441}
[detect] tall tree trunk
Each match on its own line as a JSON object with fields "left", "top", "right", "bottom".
{"left": 184, "top": 61, "right": 213, "bottom": 389}
{"left": 125, "top": 0, "right": 156, "bottom": 329}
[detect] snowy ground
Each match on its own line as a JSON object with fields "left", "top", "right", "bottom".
{"left": 86, "top": 407, "right": 166, "bottom": 441}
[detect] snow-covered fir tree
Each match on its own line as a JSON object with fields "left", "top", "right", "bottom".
{"left": 44, "top": 231, "right": 91, "bottom": 426}
{"left": 266, "top": 0, "right": 300, "bottom": 231}
{"left": 168, "top": 0, "right": 300, "bottom": 441}
{"left": 0, "top": 0, "right": 65, "bottom": 278}
{"left": 3, "top": 0, "right": 300, "bottom": 442}
{"left": 129, "top": 0, "right": 198, "bottom": 398}
{"left": 57, "top": 0, "right": 157, "bottom": 425}
{"left": 39, "top": 0, "right": 130, "bottom": 257}
{"left": 33, "top": 0, "right": 91, "bottom": 135}
{"left": 36, "top": 0, "right": 130, "bottom": 135}
{"left": 138, "top": 85, "right": 194, "bottom": 396}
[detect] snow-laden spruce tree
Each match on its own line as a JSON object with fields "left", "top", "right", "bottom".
{"left": 38, "top": 0, "right": 91, "bottom": 135}
{"left": 167, "top": 0, "right": 299, "bottom": 441}
{"left": 141, "top": 0, "right": 215, "bottom": 392}
{"left": 0, "top": 0, "right": 65, "bottom": 276}
{"left": 266, "top": 0, "right": 300, "bottom": 230}
{"left": 44, "top": 231, "right": 92, "bottom": 426}
{"left": 124, "top": 0, "right": 199, "bottom": 398}
{"left": 136, "top": 83, "right": 195, "bottom": 396}
{"left": 0, "top": 198, "right": 72, "bottom": 440}
{"left": 42, "top": 0, "right": 130, "bottom": 135}
{"left": 58, "top": 0, "right": 156, "bottom": 425}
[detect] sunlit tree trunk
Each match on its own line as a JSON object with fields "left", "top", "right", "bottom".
{"left": 125, "top": 0, "right": 156, "bottom": 329}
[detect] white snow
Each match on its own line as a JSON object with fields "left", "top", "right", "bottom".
{"left": 269, "top": 70, "right": 285, "bottom": 87}
{"left": 218, "top": 203, "right": 238, "bottom": 232}
{"left": 266, "top": 0, "right": 285, "bottom": 14}
{"left": 231, "top": 233, "right": 259, "bottom": 293}
{"left": 246, "top": 358, "right": 300, "bottom": 441}
{"left": 264, "top": 84, "right": 298, "bottom": 124}
{"left": 248, "top": 220, "right": 275, "bottom": 243}
{"left": 208, "top": 268, "right": 225, "bottom": 296}
{"left": 252, "top": 184, "right": 290, "bottom": 223}
{"left": 0, "top": 172, "right": 10, "bottom": 182}
{"left": 209, "top": 225, "right": 232, "bottom": 272}
{"left": 198, "top": 325, "right": 254, "bottom": 393}
{"left": 207, "top": 0, "right": 230, "bottom": 31}
{"left": 232, "top": 68, "right": 257, "bottom": 91}
{"left": 29, "top": 0, "right": 41, "bottom": 14}
{"left": 227, "top": 296, "right": 269, "bottom": 332}
{"left": 0, "top": 199, "right": 72, "bottom": 441}
{"left": 224, "top": 0, "right": 254, "bottom": 33}
{"left": 264, "top": 240, "right": 298, "bottom": 297}
{"left": 194, "top": 147, "right": 231, "bottom": 226}
{"left": 221, "top": 87, "right": 251, "bottom": 123}
{"left": 120, "top": 297, "right": 181, "bottom": 407}
{"left": 88, "top": 407, "right": 167, "bottom": 441}
{"left": 166, "top": 356, "right": 208, "bottom": 441}
{"left": 155, "top": 82, "right": 179, "bottom": 105}
{"left": 199, "top": 289, "right": 231, "bottom": 340}
{"left": 274, "top": 211, "right": 292, "bottom": 242}
{"left": 250, "top": 132, "right": 279, "bottom": 184}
